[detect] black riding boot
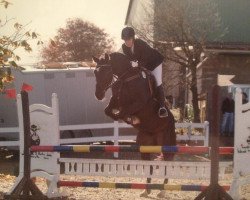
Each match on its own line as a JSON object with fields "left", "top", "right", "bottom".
{"left": 157, "top": 84, "right": 168, "bottom": 118}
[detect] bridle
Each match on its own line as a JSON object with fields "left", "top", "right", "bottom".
{"left": 95, "top": 64, "right": 116, "bottom": 93}
{"left": 96, "top": 63, "right": 138, "bottom": 90}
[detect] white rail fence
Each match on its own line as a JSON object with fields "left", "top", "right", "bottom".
{"left": 0, "top": 127, "right": 19, "bottom": 147}
{"left": 0, "top": 92, "right": 209, "bottom": 148}
{"left": 0, "top": 121, "right": 209, "bottom": 148}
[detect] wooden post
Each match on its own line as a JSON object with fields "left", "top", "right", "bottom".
{"left": 195, "top": 85, "right": 233, "bottom": 200}
{"left": 4, "top": 91, "right": 47, "bottom": 200}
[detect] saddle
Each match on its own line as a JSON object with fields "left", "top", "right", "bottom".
{"left": 139, "top": 67, "right": 156, "bottom": 98}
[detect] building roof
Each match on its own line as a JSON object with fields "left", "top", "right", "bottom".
{"left": 218, "top": 75, "right": 235, "bottom": 86}
{"left": 124, "top": 0, "right": 134, "bottom": 25}
{"left": 206, "top": 0, "right": 250, "bottom": 49}
{"left": 125, "top": 0, "right": 250, "bottom": 49}
{"left": 218, "top": 74, "right": 250, "bottom": 86}
{"left": 214, "top": 0, "right": 250, "bottom": 44}
{"left": 13, "top": 61, "right": 95, "bottom": 74}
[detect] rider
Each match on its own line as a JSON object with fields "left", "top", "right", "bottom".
{"left": 121, "top": 26, "right": 168, "bottom": 118}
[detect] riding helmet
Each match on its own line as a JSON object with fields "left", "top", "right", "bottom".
{"left": 121, "top": 27, "right": 135, "bottom": 40}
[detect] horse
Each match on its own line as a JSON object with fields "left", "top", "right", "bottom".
{"left": 93, "top": 52, "right": 176, "bottom": 198}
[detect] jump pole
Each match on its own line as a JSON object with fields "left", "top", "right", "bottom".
{"left": 4, "top": 91, "right": 47, "bottom": 200}
{"left": 31, "top": 145, "right": 234, "bottom": 154}
{"left": 57, "top": 181, "right": 230, "bottom": 191}
{"left": 195, "top": 85, "right": 233, "bottom": 200}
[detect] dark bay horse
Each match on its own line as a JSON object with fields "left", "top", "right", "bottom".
{"left": 93, "top": 52, "right": 176, "bottom": 197}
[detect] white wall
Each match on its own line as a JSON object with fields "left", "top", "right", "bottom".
{"left": 12, "top": 68, "right": 112, "bottom": 126}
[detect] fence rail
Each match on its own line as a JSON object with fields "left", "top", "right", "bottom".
{"left": 0, "top": 127, "right": 19, "bottom": 147}
{"left": 0, "top": 121, "right": 209, "bottom": 148}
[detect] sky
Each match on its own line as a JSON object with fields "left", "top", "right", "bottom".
{"left": 1, "top": 0, "right": 130, "bottom": 63}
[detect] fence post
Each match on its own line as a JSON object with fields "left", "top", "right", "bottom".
{"left": 195, "top": 85, "right": 233, "bottom": 200}
{"left": 187, "top": 124, "right": 192, "bottom": 141}
{"left": 113, "top": 121, "right": 119, "bottom": 158}
{"left": 204, "top": 121, "right": 209, "bottom": 147}
{"left": 4, "top": 91, "right": 46, "bottom": 199}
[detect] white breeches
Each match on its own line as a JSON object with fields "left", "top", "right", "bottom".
{"left": 151, "top": 63, "right": 162, "bottom": 87}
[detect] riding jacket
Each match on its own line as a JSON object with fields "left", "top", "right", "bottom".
{"left": 122, "top": 38, "right": 164, "bottom": 71}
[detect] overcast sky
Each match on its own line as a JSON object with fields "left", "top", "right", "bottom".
{"left": 1, "top": 0, "right": 130, "bottom": 63}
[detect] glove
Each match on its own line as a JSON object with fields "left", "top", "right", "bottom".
{"left": 131, "top": 61, "right": 138, "bottom": 68}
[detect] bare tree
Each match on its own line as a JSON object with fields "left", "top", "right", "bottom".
{"left": 130, "top": 0, "right": 226, "bottom": 122}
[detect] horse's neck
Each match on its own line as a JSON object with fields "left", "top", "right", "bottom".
{"left": 112, "top": 68, "right": 155, "bottom": 100}
{"left": 119, "top": 67, "right": 141, "bottom": 80}
{"left": 115, "top": 67, "right": 155, "bottom": 92}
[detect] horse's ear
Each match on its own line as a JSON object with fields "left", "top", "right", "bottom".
{"left": 92, "top": 56, "right": 99, "bottom": 63}
{"left": 105, "top": 53, "right": 109, "bottom": 62}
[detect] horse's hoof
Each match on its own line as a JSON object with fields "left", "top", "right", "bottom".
{"left": 154, "top": 153, "right": 164, "bottom": 161}
{"left": 157, "top": 190, "right": 166, "bottom": 198}
{"left": 140, "top": 190, "right": 150, "bottom": 197}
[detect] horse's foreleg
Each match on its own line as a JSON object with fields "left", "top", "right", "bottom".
{"left": 104, "top": 97, "right": 120, "bottom": 120}
{"left": 154, "top": 118, "right": 176, "bottom": 197}
{"left": 137, "top": 131, "right": 154, "bottom": 197}
{"left": 140, "top": 148, "right": 153, "bottom": 197}
{"left": 157, "top": 180, "right": 168, "bottom": 198}
{"left": 156, "top": 153, "right": 175, "bottom": 198}
{"left": 139, "top": 152, "right": 152, "bottom": 197}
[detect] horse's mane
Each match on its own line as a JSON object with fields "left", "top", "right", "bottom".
{"left": 110, "top": 52, "right": 131, "bottom": 76}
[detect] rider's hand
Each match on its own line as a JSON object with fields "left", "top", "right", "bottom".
{"left": 131, "top": 61, "right": 138, "bottom": 68}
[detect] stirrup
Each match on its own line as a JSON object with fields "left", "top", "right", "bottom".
{"left": 158, "top": 107, "right": 168, "bottom": 118}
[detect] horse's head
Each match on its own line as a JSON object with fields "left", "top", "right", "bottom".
{"left": 93, "top": 54, "right": 113, "bottom": 100}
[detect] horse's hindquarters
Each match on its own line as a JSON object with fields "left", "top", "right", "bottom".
{"left": 135, "top": 100, "right": 173, "bottom": 132}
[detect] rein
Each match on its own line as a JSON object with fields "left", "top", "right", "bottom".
{"left": 102, "top": 66, "right": 140, "bottom": 92}
{"left": 120, "top": 67, "right": 154, "bottom": 97}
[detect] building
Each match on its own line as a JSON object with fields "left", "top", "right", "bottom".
{"left": 125, "top": 0, "right": 250, "bottom": 121}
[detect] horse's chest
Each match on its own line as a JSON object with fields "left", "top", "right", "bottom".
{"left": 113, "top": 83, "right": 134, "bottom": 105}
{"left": 120, "top": 90, "right": 133, "bottom": 104}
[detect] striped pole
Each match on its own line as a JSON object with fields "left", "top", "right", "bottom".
{"left": 31, "top": 145, "right": 234, "bottom": 155}
{"left": 58, "top": 181, "right": 230, "bottom": 191}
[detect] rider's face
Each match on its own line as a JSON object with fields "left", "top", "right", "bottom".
{"left": 124, "top": 38, "right": 134, "bottom": 48}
